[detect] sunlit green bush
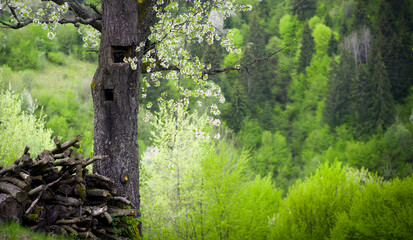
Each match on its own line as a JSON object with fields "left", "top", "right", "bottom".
{"left": 0, "top": 69, "right": 53, "bottom": 165}
{"left": 331, "top": 176, "right": 413, "bottom": 239}
{"left": 270, "top": 162, "right": 359, "bottom": 240}
{"left": 141, "top": 101, "right": 282, "bottom": 239}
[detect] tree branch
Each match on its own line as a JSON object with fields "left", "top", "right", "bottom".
{"left": 0, "top": 16, "right": 101, "bottom": 29}
{"left": 47, "top": 0, "right": 102, "bottom": 31}
{"left": 145, "top": 38, "right": 297, "bottom": 77}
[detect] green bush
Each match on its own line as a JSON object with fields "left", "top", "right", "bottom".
{"left": 382, "top": 123, "right": 413, "bottom": 176}
{"left": 46, "top": 52, "right": 65, "bottom": 65}
{"left": 270, "top": 162, "right": 359, "bottom": 240}
{"left": 0, "top": 69, "right": 53, "bottom": 165}
{"left": 141, "top": 102, "right": 282, "bottom": 239}
{"left": 331, "top": 176, "right": 413, "bottom": 240}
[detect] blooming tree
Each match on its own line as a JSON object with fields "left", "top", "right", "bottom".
{"left": 0, "top": 0, "right": 256, "bottom": 226}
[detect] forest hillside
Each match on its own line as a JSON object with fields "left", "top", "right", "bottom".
{"left": 0, "top": 0, "right": 413, "bottom": 239}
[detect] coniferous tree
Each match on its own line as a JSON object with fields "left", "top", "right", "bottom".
{"left": 292, "top": 0, "right": 316, "bottom": 21}
{"left": 225, "top": 83, "right": 247, "bottom": 132}
{"left": 241, "top": 13, "right": 273, "bottom": 109}
{"left": 377, "top": 0, "right": 413, "bottom": 100}
{"left": 327, "top": 33, "right": 338, "bottom": 57}
{"left": 352, "top": 0, "right": 370, "bottom": 29}
{"left": 324, "top": 49, "right": 354, "bottom": 128}
{"left": 368, "top": 41, "right": 394, "bottom": 130}
{"left": 298, "top": 22, "right": 315, "bottom": 73}
{"left": 351, "top": 63, "right": 372, "bottom": 136}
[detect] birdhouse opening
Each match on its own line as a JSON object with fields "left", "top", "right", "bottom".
{"left": 111, "top": 45, "right": 132, "bottom": 63}
{"left": 104, "top": 89, "right": 114, "bottom": 101}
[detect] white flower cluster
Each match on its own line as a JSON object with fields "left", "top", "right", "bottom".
{"left": 206, "top": 116, "right": 221, "bottom": 127}
{"left": 6, "top": 1, "right": 69, "bottom": 40}
{"left": 133, "top": 0, "right": 250, "bottom": 124}
{"left": 78, "top": 25, "right": 101, "bottom": 48}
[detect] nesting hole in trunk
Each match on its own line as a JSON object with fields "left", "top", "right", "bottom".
{"left": 104, "top": 89, "right": 114, "bottom": 101}
{"left": 111, "top": 46, "right": 132, "bottom": 63}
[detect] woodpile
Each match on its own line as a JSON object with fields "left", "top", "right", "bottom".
{"left": 0, "top": 136, "right": 139, "bottom": 239}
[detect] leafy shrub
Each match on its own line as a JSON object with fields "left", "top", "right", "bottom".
{"left": 46, "top": 52, "right": 65, "bottom": 65}
{"left": 141, "top": 101, "right": 282, "bottom": 239}
{"left": 331, "top": 176, "right": 413, "bottom": 240}
{"left": 270, "top": 162, "right": 359, "bottom": 240}
{"left": 0, "top": 69, "right": 53, "bottom": 165}
{"left": 382, "top": 123, "right": 413, "bottom": 175}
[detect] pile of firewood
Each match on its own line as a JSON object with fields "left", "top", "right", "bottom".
{"left": 0, "top": 136, "right": 139, "bottom": 239}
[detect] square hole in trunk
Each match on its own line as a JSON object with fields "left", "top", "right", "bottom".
{"left": 111, "top": 45, "right": 132, "bottom": 63}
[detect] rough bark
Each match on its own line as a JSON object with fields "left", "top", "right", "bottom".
{"left": 92, "top": 0, "right": 157, "bottom": 214}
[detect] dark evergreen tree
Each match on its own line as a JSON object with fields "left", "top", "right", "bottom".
{"left": 202, "top": 41, "right": 224, "bottom": 69}
{"left": 352, "top": 0, "right": 370, "bottom": 29}
{"left": 292, "top": 0, "right": 316, "bottom": 21}
{"left": 224, "top": 83, "right": 247, "bottom": 132}
{"left": 377, "top": 0, "right": 413, "bottom": 100}
{"left": 351, "top": 63, "right": 372, "bottom": 136}
{"left": 324, "top": 51, "right": 353, "bottom": 128}
{"left": 241, "top": 13, "right": 273, "bottom": 105}
{"left": 327, "top": 33, "right": 338, "bottom": 57}
{"left": 368, "top": 37, "right": 394, "bottom": 130}
{"left": 298, "top": 22, "right": 315, "bottom": 73}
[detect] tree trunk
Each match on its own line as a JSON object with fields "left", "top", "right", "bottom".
{"left": 91, "top": 0, "right": 155, "bottom": 216}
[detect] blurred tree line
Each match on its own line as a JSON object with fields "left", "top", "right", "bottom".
{"left": 187, "top": 0, "right": 413, "bottom": 188}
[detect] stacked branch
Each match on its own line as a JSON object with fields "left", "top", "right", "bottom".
{"left": 0, "top": 136, "right": 138, "bottom": 239}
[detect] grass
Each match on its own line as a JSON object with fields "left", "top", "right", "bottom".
{"left": 3, "top": 55, "right": 96, "bottom": 102}
{"left": 0, "top": 221, "right": 71, "bottom": 240}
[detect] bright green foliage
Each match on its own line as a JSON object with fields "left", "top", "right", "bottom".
{"left": 237, "top": 118, "right": 263, "bottom": 149}
{"left": 36, "top": 90, "right": 94, "bottom": 156}
{"left": 344, "top": 137, "right": 381, "bottom": 170}
{"left": 312, "top": 23, "right": 332, "bottom": 56}
{"left": 331, "top": 176, "right": 413, "bottom": 239}
{"left": 270, "top": 162, "right": 359, "bottom": 240}
{"left": 0, "top": 69, "right": 53, "bottom": 165}
{"left": 250, "top": 131, "right": 294, "bottom": 190}
{"left": 141, "top": 101, "right": 282, "bottom": 239}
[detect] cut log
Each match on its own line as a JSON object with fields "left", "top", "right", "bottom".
{"left": 28, "top": 185, "right": 45, "bottom": 196}
{"left": 0, "top": 163, "right": 21, "bottom": 176}
{"left": 78, "top": 231, "right": 98, "bottom": 239}
{"left": 0, "top": 182, "right": 27, "bottom": 203}
{"left": 111, "top": 196, "right": 134, "bottom": 208}
{"left": 0, "top": 176, "right": 30, "bottom": 191}
{"left": 24, "top": 145, "right": 30, "bottom": 155}
{"left": 87, "top": 189, "right": 110, "bottom": 198}
{"left": 54, "top": 195, "right": 81, "bottom": 206}
{"left": 83, "top": 205, "right": 108, "bottom": 217}
{"left": 103, "top": 211, "right": 113, "bottom": 224}
{"left": 61, "top": 225, "right": 78, "bottom": 236}
{"left": 56, "top": 216, "right": 92, "bottom": 224}
{"left": 54, "top": 157, "right": 76, "bottom": 167}
{"left": 107, "top": 207, "right": 137, "bottom": 217}
{"left": 0, "top": 193, "right": 22, "bottom": 223}
{"left": 19, "top": 171, "right": 32, "bottom": 185}
{"left": 50, "top": 135, "right": 82, "bottom": 154}
{"left": 53, "top": 149, "right": 73, "bottom": 159}
{"left": 54, "top": 137, "right": 62, "bottom": 150}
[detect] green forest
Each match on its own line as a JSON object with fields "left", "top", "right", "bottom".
{"left": 1, "top": 0, "right": 413, "bottom": 239}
